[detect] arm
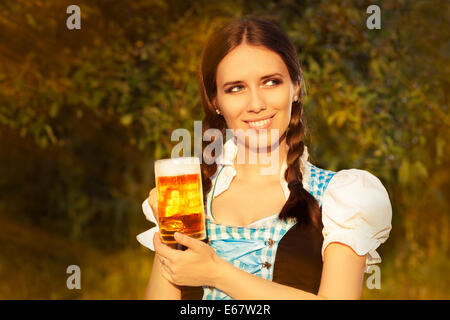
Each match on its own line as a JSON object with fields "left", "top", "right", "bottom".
{"left": 214, "top": 242, "right": 367, "bottom": 300}
{"left": 145, "top": 253, "right": 181, "bottom": 300}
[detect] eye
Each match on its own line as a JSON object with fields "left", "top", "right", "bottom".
{"left": 225, "top": 85, "right": 244, "bottom": 93}
{"left": 224, "top": 78, "right": 282, "bottom": 94}
{"left": 265, "top": 78, "right": 282, "bottom": 86}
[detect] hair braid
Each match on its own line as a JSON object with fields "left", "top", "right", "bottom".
{"left": 200, "top": 111, "right": 227, "bottom": 201}
{"left": 278, "top": 98, "right": 322, "bottom": 230}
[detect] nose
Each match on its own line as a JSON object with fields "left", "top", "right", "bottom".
{"left": 246, "top": 87, "right": 266, "bottom": 113}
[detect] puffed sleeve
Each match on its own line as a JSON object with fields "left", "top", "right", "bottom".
{"left": 321, "top": 169, "right": 392, "bottom": 272}
{"left": 136, "top": 199, "right": 159, "bottom": 251}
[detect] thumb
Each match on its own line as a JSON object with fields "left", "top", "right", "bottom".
{"left": 174, "top": 232, "right": 202, "bottom": 251}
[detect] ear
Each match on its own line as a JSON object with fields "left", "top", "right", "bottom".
{"left": 294, "top": 80, "right": 301, "bottom": 98}
{"left": 211, "top": 96, "right": 221, "bottom": 114}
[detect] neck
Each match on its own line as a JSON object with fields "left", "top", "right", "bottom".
{"left": 233, "top": 134, "right": 288, "bottom": 183}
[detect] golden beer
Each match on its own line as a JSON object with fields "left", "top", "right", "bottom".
{"left": 155, "top": 157, "right": 206, "bottom": 244}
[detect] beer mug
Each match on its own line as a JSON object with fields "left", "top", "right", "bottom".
{"left": 154, "top": 157, "right": 206, "bottom": 244}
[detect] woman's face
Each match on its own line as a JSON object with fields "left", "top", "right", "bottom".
{"left": 213, "top": 43, "right": 299, "bottom": 150}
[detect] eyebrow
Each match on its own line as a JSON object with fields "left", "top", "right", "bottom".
{"left": 222, "top": 73, "right": 284, "bottom": 89}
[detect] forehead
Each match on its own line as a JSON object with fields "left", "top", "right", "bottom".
{"left": 216, "top": 44, "right": 289, "bottom": 84}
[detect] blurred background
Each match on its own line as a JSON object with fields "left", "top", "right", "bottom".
{"left": 0, "top": 0, "right": 448, "bottom": 299}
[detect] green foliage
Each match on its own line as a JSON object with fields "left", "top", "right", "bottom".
{"left": 0, "top": 0, "right": 448, "bottom": 299}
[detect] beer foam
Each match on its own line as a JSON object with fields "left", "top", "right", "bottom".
{"left": 155, "top": 157, "right": 201, "bottom": 177}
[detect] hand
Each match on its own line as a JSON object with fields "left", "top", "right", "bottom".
{"left": 148, "top": 187, "right": 158, "bottom": 221}
{"left": 153, "top": 231, "right": 222, "bottom": 287}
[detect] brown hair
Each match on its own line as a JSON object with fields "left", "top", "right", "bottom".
{"left": 197, "top": 16, "right": 321, "bottom": 229}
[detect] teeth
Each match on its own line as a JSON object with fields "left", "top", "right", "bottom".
{"left": 248, "top": 118, "right": 271, "bottom": 127}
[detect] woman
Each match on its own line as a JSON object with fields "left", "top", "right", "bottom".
{"left": 137, "top": 16, "right": 392, "bottom": 300}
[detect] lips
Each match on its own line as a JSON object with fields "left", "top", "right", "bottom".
{"left": 243, "top": 114, "right": 275, "bottom": 130}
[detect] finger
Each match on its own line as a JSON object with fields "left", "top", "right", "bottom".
{"left": 156, "top": 253, "right": 174, "bottom": 274}
{"left": 174, "top": 232, "right": 204, "bottom": 251}
{"left": 156, "top": 253, "right": 164, "bottom": 265}
{"left": 154, "top": 232, "right": 179, "bottom": 260}
{"left": 148, "top": 188, "right": 158, "bottom": 213}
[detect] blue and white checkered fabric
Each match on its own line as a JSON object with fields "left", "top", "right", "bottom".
{"left": 307, "top": 163, "right": 337, "bottom": 207}
{"left": 201, "top": 161, "right": 336, "bottom": 300}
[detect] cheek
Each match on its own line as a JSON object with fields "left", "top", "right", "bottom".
{"left": 274, "top": 109, "right": 292, "bottom": 137}
{"left": 266, "top": 87, "right": 291, "bottom": 110}
{"left": 218, "top": 97, "right": 246, "bottom": 127}
{"left": 267, "top": 88, "right": 292, "bottom": 124}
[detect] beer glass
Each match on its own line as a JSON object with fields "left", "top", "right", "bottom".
{"left": 154, "top": 157, "right": 206, "bottom": 244}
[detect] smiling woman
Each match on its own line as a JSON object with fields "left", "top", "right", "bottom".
{"left": 138, "top": 15, "right": 392, "bottom": 300}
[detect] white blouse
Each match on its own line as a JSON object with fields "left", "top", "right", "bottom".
{"left": 321, "top": 168, "right": 392, "bottom": 266}
{"left": 137, "top": 137, "right": 392, "bottom": 270}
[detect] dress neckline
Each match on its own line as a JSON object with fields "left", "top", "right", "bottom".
{"left": 207, "top": 138, "right": 310, "bottom": 228}
{"left": 207, "top": 164, "right": 280, "bottom": 228}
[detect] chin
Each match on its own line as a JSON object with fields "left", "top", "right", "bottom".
{"left": 235, "top": 130, "right": 282, "bottom": 152}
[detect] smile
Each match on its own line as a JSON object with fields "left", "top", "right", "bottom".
{"left": 244, "top": 114, "right": 275, "bottom": 130}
